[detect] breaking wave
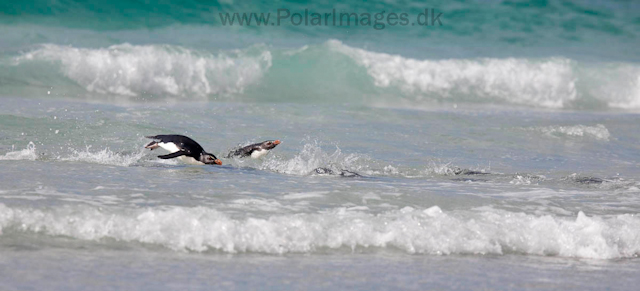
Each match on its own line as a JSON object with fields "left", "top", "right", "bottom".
{"left": 13, "top": 43, "right": 272, "bottom": 98}
{"left": 328, "top": 40, "right": 640, "bottom": 110}
{"left": 5, "top": 41, "right": 640, "bottom": 110}
{"left": 1, "top": 203, "right": 639, "bottom": 259}
{"left": 330, "top": 40, "right": 578, "bottom": 108}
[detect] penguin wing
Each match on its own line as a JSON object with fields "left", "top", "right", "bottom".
{"left": 158, "top": 151, "right": 188, "bottom": 159}
{"left": 228, "top": 145, "right": 254, "bottom": 158}
{"left": 146, "top": 135, "right": 204, "bottom": 154}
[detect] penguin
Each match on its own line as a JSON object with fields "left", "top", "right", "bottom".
{"left": 226, "top": 140, "right": 281, "bottom": 159}
{"left": 314, "top": 167, "right": 362, "bottom": 178}
{"left": 144, "top": 135, "right": 222, "bottom": 165}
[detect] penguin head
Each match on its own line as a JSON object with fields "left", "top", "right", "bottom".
{"left": 260, "top": 140, "right": 281, "bottom": 151}
{"left": 201, "top": 153, "right": 222, "bottom": 165}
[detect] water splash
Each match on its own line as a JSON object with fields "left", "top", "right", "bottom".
{"left": 62, "top": 146, "right": 146, "bottom": 167}
{"left": 259, "top": 142, "right": 371, "bottom": 176}
{"left": 0, "top": 142, "right": 37, "bottom": 161}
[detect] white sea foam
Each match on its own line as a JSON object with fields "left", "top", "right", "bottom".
{"left": 255, "top": 142, "right": 485, "bottom": 178}
{"left": 62, "top": 147, "right": 146, "bottom": 167}
{"left": 510, "top": 174, "right": 546, "bottom": 185}
{"left": 0, "top": 142, "right": 37, "bottom": 161}
{"left": 329, "top": 40, "right": 640, "bottom": 110}
{"left": 16, "top": 43, "right": 272, "bottom": 97}
{"left": 526, "top": 124, "right": 611, "bottom": 141}
{"left": 9, "top": 41, "right": 640, "bottom": 109}
{"left": 1, "top": 204, "right": 638, "bottom": 259}
{"left": 259, "top": 142, "right": 371, "bottom": 176}
{"left": 422, "top": 161, "right": 462, "bottom": 176}
{"left": 582, "top": 63, "right": 640, "bottom": 109}
{"left": 329, "top": 40, "right": 577, "bottom": 108}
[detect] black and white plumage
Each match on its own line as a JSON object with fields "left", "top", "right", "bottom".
{"left": 144, "top": 135, "right": 222, "bottom": 165}
{"left": 226, "top": 140, "right": 281, "bottom": 159}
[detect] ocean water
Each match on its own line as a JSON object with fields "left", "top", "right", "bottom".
{"left": 1, "top": 0, "right": 640, "bottom": 290}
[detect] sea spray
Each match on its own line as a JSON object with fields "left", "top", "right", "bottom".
{"left": 0, "top": 142, "right": 37, "bottom": 161}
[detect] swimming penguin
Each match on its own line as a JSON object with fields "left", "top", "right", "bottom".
{"left": 145, "top": 135, "right": 222, "bottom": 165}
{"left": 226, "top": 140, "right": 281, "bottom": 159}
{"left": 314, "top": 167, "right": 362, "bottom": 178}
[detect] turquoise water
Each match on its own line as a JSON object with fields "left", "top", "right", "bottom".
{"left": 2, "top": 0, "right": 640, "bottom": 108}
{"left": 1, "top": 1, "right": 640, "bottom": 290}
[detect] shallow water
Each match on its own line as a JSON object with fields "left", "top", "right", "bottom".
{"left": 2, "top": 97, "right": 640, "bottom": 289}
{"left": 2, "top": 249, "right": 640, "bottom": 291}
{"left": 2, "top": 0, "right": 640, "bottom": 290}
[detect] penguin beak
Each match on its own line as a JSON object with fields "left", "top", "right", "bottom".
{"left": 214, "top": 159, "right": 222, "bottom": 165}
{"left": 274, "top": 140, "right": 281, "bottom": 145}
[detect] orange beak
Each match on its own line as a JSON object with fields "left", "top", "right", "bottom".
{"left": 274, "top": 140, "right": 281, "bottom": 145}
{"left": 214, "top": 159, "right": 222, "bottom": 165}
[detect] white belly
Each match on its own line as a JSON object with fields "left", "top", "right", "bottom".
{"left": 158, "top": 142, "right": 203, "bottom": 165}
{"left": 158, "top": 142, "right": 181, "bottom": 153}
{"left": 251, "top": 149, "right": 269, "bottom": 159}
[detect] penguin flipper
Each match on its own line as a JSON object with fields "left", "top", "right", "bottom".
{"left": 145, "top": 141, "right": 159, "bottom": 150}
{"left": 226, "top": 149, "right": 245, "bottom": 158}
{"left": 158, "top": 151, "right": 187, "bottom": 159}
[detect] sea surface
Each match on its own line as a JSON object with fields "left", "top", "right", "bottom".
{"left": 1, "top": 0, "right": 640, "bottom": 290}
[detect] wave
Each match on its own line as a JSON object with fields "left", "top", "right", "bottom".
{"left": 13, "top": 43, "right": 272, "bottom": 98}
{"left": 1, "top": 203, "right": 639, "bottom": 259}
{"left": 0, "top": 142, "right": 37, "bottom": 161}
{"left": 6, "top": 41, "right": 640, "bottom": 110}
{"left": 330, "top": 40, "right": 578, "bottom": 108}
{"left": 328, "top": 40, "right": 640, "bottom": 110}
